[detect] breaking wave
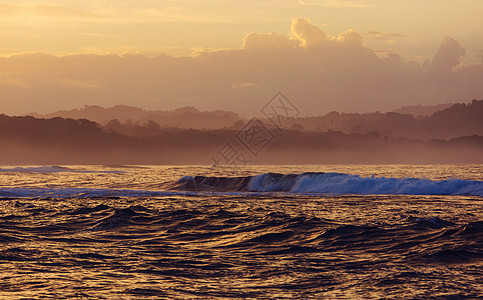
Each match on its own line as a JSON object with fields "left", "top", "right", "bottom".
{"left": 176, "top": 172, "right": 483, "bottom": 196}
{"left": 1, "top": 172, "right": 481, "bottom": 198}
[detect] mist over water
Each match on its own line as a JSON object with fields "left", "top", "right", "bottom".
{"left": 0, "top": 165, "right": 482, "bottom": 298}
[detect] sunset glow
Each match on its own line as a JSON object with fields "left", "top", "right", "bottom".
{"left": 1, "top": 0, "right": 482, "bottom": 61}
{"left": 1, "top": 2, "right": 482, "bottom": 299}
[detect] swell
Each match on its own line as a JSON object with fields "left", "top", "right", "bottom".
{"left": 1, "top": 202, "right": 481, "bottom": 264}
{"left": 0, "top": 188, "right": 184, "bottom": 199}
{"left": 1, "top": 196, "right": 482, "bottom": 298}
{"left": 175, "top": 172, "right": 483, "bottom": 196}
{"left": 174, "top": 175, "right": 254, "bottom": 192}
{"left": 1, "top": 172, "right": 481, "bottom": 198}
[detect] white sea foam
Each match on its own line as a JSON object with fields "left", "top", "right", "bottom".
{"left": 248, "top": 172, "right": 483, "bottom": 196}
{"left": 1, "top": 171, "right": 482, "bottom": 197}
{"left": 0, "top": 166, "right": 125, "bottom": 173}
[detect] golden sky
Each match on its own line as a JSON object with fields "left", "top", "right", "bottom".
{"left": 1, "top": 1, "right": 483, "bottom": 116}
{"left": 1, "top": 0, "right": 482, "bottom": 63}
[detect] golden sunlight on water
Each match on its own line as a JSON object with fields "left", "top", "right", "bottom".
{"left": 0, "top": 165, "right": 481, "bottom": 298}
{"left": 0, "top": 164, "right": 481, "bottom": 190}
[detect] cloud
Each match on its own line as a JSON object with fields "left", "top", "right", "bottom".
{"left": 430, "top": 36, "right": 466, "bottom": 72}
{"left": 0, "top": 72, "right": 27, "bottom": 88}
{"left": 290, "top": 18, "right": 366, "bottom": 50}
{"left": 336, "top": 29, "right": 364, "bottom": 47}
{"left": 0, "top": 19, "right": 482, "bottom": 116}
{"left": 231, "top": 82, "right": 262, "bottom": 89}
{"left": 60, "top": 78, "right": 105, "bottom": 89}
{"left": 297, "top": 0, "right": 373, "bottom": 8}
{"left": 243, "top": 32, "right": 297, "bottom": 49}
{"left": 28, "top": 4, "right": 105, "bottom": 19}
{"left": 0, "top": 2, "right": 222, "bottom": 23}
{"left": 365, "top": 31, "right": 408, "bottom": 43}
{"left": 431, "top": 36, "right": 466, "bottom": 71}
{"left": 372, "top": 49, "right": 398, "bottom": 55}
{"left": 0, "top": 2, "right": 110, "bottom": 23}
{"left": 290, "top": 18, "right": 328, "bottom": 47}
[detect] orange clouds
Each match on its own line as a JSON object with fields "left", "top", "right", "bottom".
{"left": 296, "top": 0, "right": 373, "bottom": 8}
{"left": 245, "top": 18, "right": 368, "bottom": 55}
{"left": 291, "top": 18, "right": 328, "bottom": 47}
{"left": 243, "top": 32, "right": 296, "bottom": 49}
{"left": 243, "top": 18, "right": 366, "bottom": 51}
{"left": 0, "top": 19, "right": 482, "bottom": 117}
{"left": 365, "top": 31, "right": 408, "bottom": 44}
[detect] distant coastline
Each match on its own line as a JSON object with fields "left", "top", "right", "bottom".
{"left": 1, "top": 100, "right": 482, "bottom": 165}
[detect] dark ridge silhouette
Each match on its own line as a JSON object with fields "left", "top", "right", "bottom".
{"left": 391, "top": 103, "right": 454, "bottom": 117}
{"left": 0, "top": 114, "right": 482, "bottom": 164}
{"left": 28, "top": 105, "right": 242, "bottom": 130}
{"left": 266, "top": 99, "right": 482, "bottom": 140}
{"left": 421, "top": 100, "right": 483, "bottom": 137}
{"left": 26, "top": 99, "right": 481, "bottom": 140}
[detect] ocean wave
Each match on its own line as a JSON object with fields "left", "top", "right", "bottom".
{"left": 1, "top": 172, "right": 482, "bottom": 197}
{"left": 175, "top": 175, "right": 253, "bottom": 191}
{"left": 0, "top": 194, "right": 482, "bottom": 298}
{"left": 177, "top": 172, "right": 483, "bottom": 196}
{"left": 0, "top": 188, "right": 189, "bottom": 198}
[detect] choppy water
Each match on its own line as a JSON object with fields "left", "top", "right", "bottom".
{"left": 0, "top": 165, "right": 482, "bottom": 299}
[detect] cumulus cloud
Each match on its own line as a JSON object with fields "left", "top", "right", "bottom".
{"left": 243, "top": 32, "right": 296, "bottom": 49}
{"left": 0, "top": 18, "right": 482, "bottom": 116}
{"left": 245, "top": 18, "right": 366, "bottom": 52}
{"left": 290, "top": 18, "right": 367, "bottom": 53}
{"left": 336, "top": 29, "right": 364, "bottom": 47}
{"left": 290, "top": 18, "right": 328, "bottom": 47}
{"left": 245, "top": 18, "right": 366, "bottom": 51}
{"left": 430, "top": 36, "right": 466, "bottom": 72}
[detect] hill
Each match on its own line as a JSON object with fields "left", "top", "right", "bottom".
{"left": 28, "top": 105, "right": 242, "bottom": 130}
{"left": 25, "top": 99, "right": 483, "bottom": 140}
{"left": 391, "top": 103, "right": 454, "bottom": 117}
{"left": 0, "top": 114, "right": 481, "bottom": 165}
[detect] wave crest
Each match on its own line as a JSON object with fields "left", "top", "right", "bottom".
{"left": 176, "top": 172, "right": 483, "bottom": 196}
{"left": 249, "top": 172, "right": 483, "bottom": 196}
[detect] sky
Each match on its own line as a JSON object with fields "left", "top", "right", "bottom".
{"left": 1, "top": 0, "right": 483, "bottom": 116}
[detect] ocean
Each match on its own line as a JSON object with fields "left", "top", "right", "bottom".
{"left": 0, "top": 165, "right": 482, "bottom": 299}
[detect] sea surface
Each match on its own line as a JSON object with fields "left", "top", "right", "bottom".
{"left": 0, "top": 165, "right": 482, "bottom": 299}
